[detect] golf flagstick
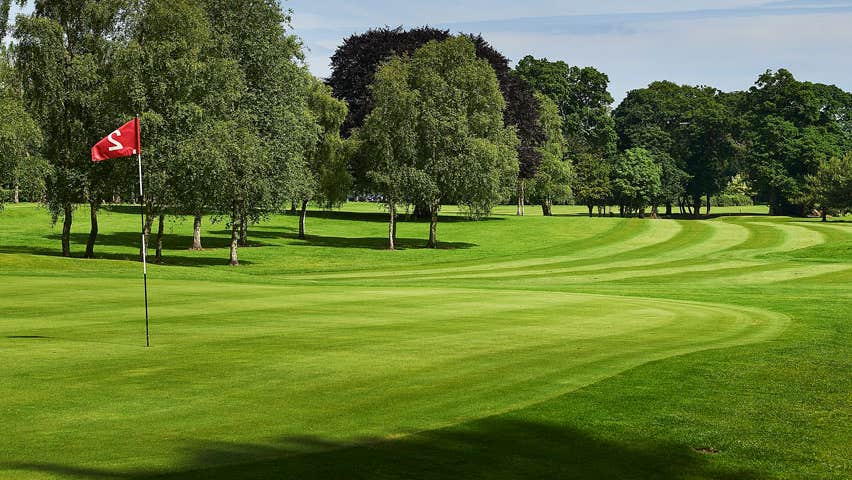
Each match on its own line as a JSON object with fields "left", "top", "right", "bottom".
{"left": 91, "top": 116, "right": 149, "bottom": 347}
{"left": 136, "top": 116, "right": 150, "bottom": 347}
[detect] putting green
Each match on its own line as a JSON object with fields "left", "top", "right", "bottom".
{"left": 3, "top": 277, "right": 786, "bottom": 476}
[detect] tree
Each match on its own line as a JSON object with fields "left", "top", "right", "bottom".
{"left": 361, "top": 36, "right": 518, "bottom": 248}
{"left": 296, "top": 79, "right": 351, "bottom": 239}
{"left": 14, "top": 1, "right": 126, "bottom": 257}
{"left": 573, "top": 153, "right": 611, "bottom": 217}
{"left": 527, "top": 93, "right": 571, "bottom": 216}
{"left": 742, "top": 69, "right": 851, "bottom": 215}
{"left": 0, "top": 46, "right": 41, "bottom": 209}
{"left": 515, "top": 56, "right": 617, "bottom": 158}
{"left": 204, "top": 0, "right": 317, "bottom": 250}
{"left": 328, "top": 27, "right": 542, "bottom": 200}
{"left": 612, "top": 148, "right": 662, "bottom": 217}
{"left": 613, "top": 81, "right": 737, "bottom": 216}
{"left": 802, "top": 153, "right": 852, "bottom": 221}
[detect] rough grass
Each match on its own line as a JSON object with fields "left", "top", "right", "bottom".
{"left": 0, "top": 203, "right": 849, "bottom": 479}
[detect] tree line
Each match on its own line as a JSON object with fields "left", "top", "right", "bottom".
{"left": 1, "top": 8, "right": 850, "bottom": 262}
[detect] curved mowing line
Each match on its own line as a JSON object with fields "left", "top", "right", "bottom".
{"left": 293, "top": 219, "right": 677, "bottom": 281}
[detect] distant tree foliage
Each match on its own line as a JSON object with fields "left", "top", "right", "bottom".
{"left": 612, "top": 148, "right": 662, "bottom": 217}
{"left": 740, "top": 69, "right": 852, "bottom": 215}
{"left": 614, "top": 81, "right": 737, "bottom": 216}
{"left": 802, "top": 154, "right": 852, "bottom": 221}
{"left": 527, "top": 93, "right": 572, "bottom": 216}
{"left": 573, "top": 153, "right": 612, "bottom": 217}
{"left": 515, "top": 56, "right": 617, "bottom": 158}
{"left": 0, "top": 46, "right": 41, "bottom": 209}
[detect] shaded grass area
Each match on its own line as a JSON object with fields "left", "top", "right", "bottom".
{"left": 0, "top": 203, "right": 849, "bottom": 479}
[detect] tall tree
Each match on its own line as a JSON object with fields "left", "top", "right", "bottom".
{"left": 515, "top": 56, "right": 617, "bottom": 158}
{"left": 361, "top": 36, "right": 518, "bottom": 248}
{"left": 527, "top": 92, "right": 572, "bottom": 216}
{"left": 14, "top": 0, "right": 126, "bottom": 257}
{"left": 614, "top": 81, "right": 737, "bottom": 215}
{"left": 742, "top": 69, "right": 851, "bottom": 215}
{"left": 204, "top": 0, "right": 317, "bottom": 249}
{"left": 296, "top": 79, "right": 352, "bottom": 239}
{"left": 328, "top": 27, "right": 542, "bottom": 198}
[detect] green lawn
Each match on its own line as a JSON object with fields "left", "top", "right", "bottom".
{"left": 0, "top": 203, "right": 849, "bottom": 479}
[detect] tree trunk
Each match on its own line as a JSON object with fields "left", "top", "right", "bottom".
{"left": 190, "top": 213, "right": 203, "bottom": 250}
{"left": 706, "top": 193, "right": 712, "bottom": 215}
{"left": 665, "top": 203, "right": 672, "bottom": 216}
{"left": 587, "top": 204, "right": 594, "bottom": 217}
{"left": 387, "top": 203, "right": 396, "bottom": 251}
{"left": 517, "top": 179, "right": 525, "bottom": 216}
{"left": 142, "top": 212, "right": 153, "bottom": 260}
{"left": 289, "top": 201, "right": 297, "bottom": 214}
{"left": 822, "top": 208, "right": 828, "bottom": 222}
{"left": 768, "top": 191, "right": 777, "bottom": 216}
{"left": 650, "top": 204, "right": 659, "bottom": 219}
{"left": 298, "top": 199, "right": 309, "bottom": 239}
{"left": 84, "top": 201, "right": 99, "bottom": 259}
{"left": 13, "top": 183, "right": 19, "bottom": 203}
{"left": 426, "top": 205, "right": 439, "bottom": 248}
{"left": 541, "top": 199, "right": 552, "bottom": 216}
{"left": 229, "top": 206, "right": 239, "bottom": 266}
{"left": 239, "top": 214, "right": 248, "bottom": 246}
{"left": 692, "top": 196, "right": 703, "bottom": 217}
{"left": 61, "top": 204, "right": 73, "bottom": 257}
{"left": 154, "top": 213, "right": 165, "bottom": 264}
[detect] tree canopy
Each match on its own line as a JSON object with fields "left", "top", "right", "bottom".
{"left": 360, "top": 36, "right": 519, "bottom": 248}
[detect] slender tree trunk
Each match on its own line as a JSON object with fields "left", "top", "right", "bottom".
{"left": 142, "top": 211, "right": 153, "bottom": 260}
{"left": 13, "top": 183, "right": 19, "bottom": 203}
{"left": 387, "top": 203, "right": 396, "bottom": 251}
{"left": 289, "top": 201, "right": 297, "bottom": 214}
{"left": 61, "top": 204, "right": 73, "bottom": 257}
{"left": 665, "top": 203, "right": 672, "bottom": 216}
{"left": 706, "top": 193, "right": 712, "bottom": 215}
{"left": 154, "top": 214, "right": 165, "bottom": 264}
{"left": 299, "top": 199, "right": 309, "bottom": 239}
{"left": 587, "top": 204, "right": 594, "bottom": 217}
{"left": 517, "top": 179, "right": 525, "bottom": 216}
{"left": 190, "top": 213, "right": 203, "bottom": 250}
{"left": 239, "top": 214, "right": 248, "bottom": 246}
{"left": 541, "top": 199, "right": 552, "bottom": 216}
{"left": 84, "top": 200, "right": 99, "bottom": 259}
{"left": 426, "top": 204, "right": 439, "bottom": 248}
{"left": 768, "top": 191, "right": 777, "bottom": 216}
{"left": 650, "top": 204, "right": 659, "bottom": 219}
{"left": 229, "top": 206, "right": 239, "bottom": 266}
{"left": 822, "top": 208, "right": 828, "bottom": 222}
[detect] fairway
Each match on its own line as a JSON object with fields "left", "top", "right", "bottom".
{"left": 0, "top": 204, "right": 850, "bottom": 479}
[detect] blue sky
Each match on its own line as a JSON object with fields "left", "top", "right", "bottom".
{"left": 287, "top": 0, "right": 852, "bottom": 102}
{"left": 8, "top": 1, "right": 852, "bottom": 103}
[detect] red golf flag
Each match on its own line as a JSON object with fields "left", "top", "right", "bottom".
{"left": 91, "top": 118, "right": 140, "bottom": 162}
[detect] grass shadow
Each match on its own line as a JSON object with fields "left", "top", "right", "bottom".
{"left": 3, "top": 418, "right": 768, "bottom": 479}
{"left": 285, "top": 233, "right": 476, "bottom": 250}
{"left": 304, "top": 210, "right": 505, "bottom": 224}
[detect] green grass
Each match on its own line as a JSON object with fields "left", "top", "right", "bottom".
{"left": 0, "top": 203, "right": 849, "bottom": 479}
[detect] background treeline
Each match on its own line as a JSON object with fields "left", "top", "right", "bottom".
{"left": 1, "top": 5, "right": 851, "bottom": 262}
